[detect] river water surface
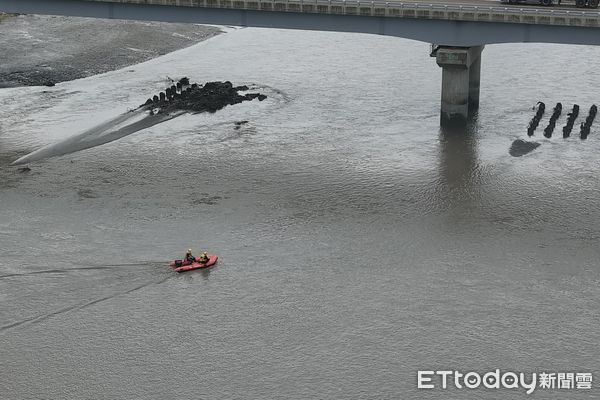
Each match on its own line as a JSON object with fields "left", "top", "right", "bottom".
{"left": 0, "top": 24, "right": 599, "bottom": 400}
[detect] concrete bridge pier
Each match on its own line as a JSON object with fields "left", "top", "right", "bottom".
{"left": 435, "top": 46, "right": 484, "bottom": 127}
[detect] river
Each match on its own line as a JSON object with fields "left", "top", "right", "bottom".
{"left": 0, "top": 18, "right": 599, "bottom": 400}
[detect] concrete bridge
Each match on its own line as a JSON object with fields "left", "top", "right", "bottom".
{"left": 2, "top": 0, "right": 600, "bottom": 125}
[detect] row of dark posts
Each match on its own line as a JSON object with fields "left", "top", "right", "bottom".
{"left": 543, "top": 102, "right": 562, "bottom": 138}
{"left": 527, "top": 102, "right": 545, "bottom": 136}
{"left": 527, "top": 102, "right": 597, "bottom": 140}
{"left": 562, "top": 104, "right": 579, "bottom": 138}
{"left": 580, "top": 104, "right": 597, "bottom": 140}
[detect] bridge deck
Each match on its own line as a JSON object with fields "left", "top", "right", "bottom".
{"left": 3, "top": 0, "right": 600, "bottom": 46}
{"left": 89, "top": 0, "right": 600, "bottom": 27}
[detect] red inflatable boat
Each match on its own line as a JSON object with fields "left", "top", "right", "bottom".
{"left": 169, "top": 258, "right": 198, "bottom": 268}
{"left": 172, "top": 255, "right": 218, "bottom": 273}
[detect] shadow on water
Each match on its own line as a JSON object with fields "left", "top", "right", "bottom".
{"left": 509, "top": 139, "right": 540, "bottom": 157}
{"left": 178, "top": 264, "right": 215, "bottom": 281}
{"left": 199, "top": 265, "right": 214, "bottom": 280}
{"left": 437, "top": 116, "right": 480, "bottom": 206}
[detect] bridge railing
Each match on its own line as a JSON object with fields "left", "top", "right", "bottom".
{"left": 90, "top": 0, "right": 600, "bottom": 26}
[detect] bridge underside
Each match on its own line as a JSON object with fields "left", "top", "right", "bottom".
{"left": 3, "top": 0, "right": 600, "bottom": 47}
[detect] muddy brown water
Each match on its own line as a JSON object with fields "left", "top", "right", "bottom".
{"left": 0, "top": 20, "right": 599, "bottom": 400}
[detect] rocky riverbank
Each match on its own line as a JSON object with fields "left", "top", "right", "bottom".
{"left": 0, "top": 12, "right": 16, "bottom": 21}
{"left": 0, "top": 14, "right": 223, "bottom": 87}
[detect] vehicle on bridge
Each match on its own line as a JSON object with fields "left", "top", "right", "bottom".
{"left": 501, "top": 0, "right": 598, "bottom": 7}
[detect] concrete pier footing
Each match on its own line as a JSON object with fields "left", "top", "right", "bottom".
{"left": 436, "top": 46, "right": 484, "bottom": 127}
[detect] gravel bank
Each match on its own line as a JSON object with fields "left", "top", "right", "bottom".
{"left": 0, "top": 14, "right": 223, "bottom": 87}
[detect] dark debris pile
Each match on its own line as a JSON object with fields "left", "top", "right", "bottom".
{"left": 141, "top": 78, "right": 266, "bottom": 114}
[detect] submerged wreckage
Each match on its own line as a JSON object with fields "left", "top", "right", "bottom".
{"left": 515, "top": 100, "right": 597, "bottom": 157}
{"left": 12, "top": 79, "right": 266, "bottom": 165}
{"left": 142, "top": 78, "right": 266, "bottom": 114}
